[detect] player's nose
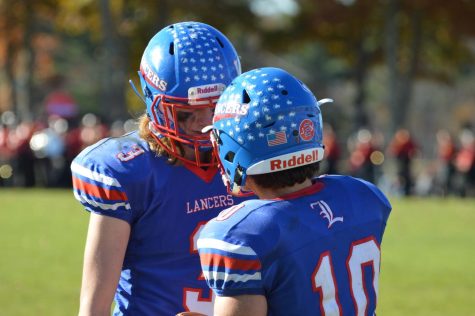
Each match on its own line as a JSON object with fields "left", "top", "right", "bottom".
{"left": 194, "top": 108, "right": 214, "bottom": 127}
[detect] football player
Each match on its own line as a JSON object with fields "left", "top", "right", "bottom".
{"left": 198, "top": 67, "right": 392, "bottom": 315}
{"left": 71, "top": 22, "right": 249, "bottom": 315}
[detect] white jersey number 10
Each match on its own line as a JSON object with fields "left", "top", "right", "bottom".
{"left": 312, "top": 236, "right": 380, "bottom": 316}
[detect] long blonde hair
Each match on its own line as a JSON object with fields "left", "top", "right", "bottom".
{"left": 138, "top": 114, "right": 183, "bottom": 165}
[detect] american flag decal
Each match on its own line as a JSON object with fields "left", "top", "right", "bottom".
{"left": 267, "top": 131, "right": 287, "bottom": 146}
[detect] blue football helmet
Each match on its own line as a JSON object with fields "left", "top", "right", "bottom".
{"left": 137, "top": 21, "right": 241, "bottom": 166}
{"left": 209, "top": 67, "right": 332, "bottom": 195}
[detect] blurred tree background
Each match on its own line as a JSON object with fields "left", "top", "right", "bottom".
{"left": 1, "top": 0, "right": 474, "bottom": 185}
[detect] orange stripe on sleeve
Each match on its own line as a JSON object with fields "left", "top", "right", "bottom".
{"left": 200, "top": 252, "right": 261, "bottom": 271}
{"left": 72, "top": 176, "right": 128, "bottom": 201}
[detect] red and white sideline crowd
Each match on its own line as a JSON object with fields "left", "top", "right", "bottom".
{"left": 0, "top": 111, "right": 135, "bottom": 188}
{"left": 1, "top": 111, "right": 474, "bottom": 197}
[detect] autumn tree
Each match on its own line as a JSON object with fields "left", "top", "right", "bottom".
{"left": 255, "top": 0, "right": 475, "bottom": 133}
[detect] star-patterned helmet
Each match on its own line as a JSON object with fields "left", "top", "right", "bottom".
{"left": 138, "top": 21, "right": 241, "bottom": 166}
{"left": 210, "top": 67, "right": 331, "bottom": 195}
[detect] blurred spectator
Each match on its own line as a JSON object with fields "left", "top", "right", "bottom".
{"left": 321, "top": 123, "right": 341, "bottom": 174}
{"left": 348, "top": 128, "right": 381, "bottom": 183}
{"left": 110, "top": 120, "right": 126, "bottom": 138}
{"left": 9, "top": 120, "right": 41, "bottom": 187}
{"left": 124, "top": 119, "right": 138, "bottom": 134}
{"left": 64, "top": 113, "right": 110, "bottom": 180}
{"left": 434, "top": 129, "right": 457, "bottom": 196}
{"left": 79, "top": 113, "right": 109, "bottom": 147}
{"left": 0, "top": 110, "right": 114, "bottom": 188}
{"left": 65, "top": 113, "right": 109, "bottom": 162}
{"left": 0, "top": 112, "right": 17, "bottom": 186}
{"left": 29, "top": 115, "right": 68, "bottom": 187}
{"left": 44, "top": 74, "right": 79, "bottom": 121}
{"left": 388, "top": 128, "right": 418, "bottom": 196}
{"left": 453, "top": 127, "right": 475, "bottom": 197}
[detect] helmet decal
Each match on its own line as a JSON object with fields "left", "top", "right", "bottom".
{"left": 299, "top": 119, "right": 315, "bottom": 141}
{"left": 140, "top": 60, "right": 168, "bottom": 92}
{"left": 266, "top": 130, "right": 287, "bottom": 147}
{"left": 213, "top": 96, "right": 250, "bottom": 123}
{"left": 188, "top": 83, "right": 226, "bottom": 105}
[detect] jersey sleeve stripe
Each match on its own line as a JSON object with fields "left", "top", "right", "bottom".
{"left": 197, "top": 238, "right": 257, "bottom": 256}
{"left": 72, "top": 176, "right": 128, "bottom": 201}
{"left": 73, "top": 190, "right": 131, "bottom": 211}
{"left": 200, "top": 253, "right": 261, "bottom": 271}
{"left": 202, "top": 270, "right": 262, "bottom": 283}
{"left": 71, "top": 162, "right": 122, "bottom": 187}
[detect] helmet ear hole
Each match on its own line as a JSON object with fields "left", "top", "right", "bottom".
{"left": 242, "top": 89, "right": 251, "bottom": 104}
{"left": 234, "top": 165, "right": 244, "bottom": 186}
{"left": 224, "top": 151, "right": 235, "bottom": 162}
{"left": 263, "top": 122, "right": 276, "bottom": 128}
{"left": 169, "top": 42, "right": 175, "bottom": 55}
{"left": 215, "top": 37, "right": 224, "bottom": 48}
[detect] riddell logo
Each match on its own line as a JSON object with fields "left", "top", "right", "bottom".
{"left": 197, "top": 85, "right": 219, "bottom": 94}
{"left": 270, "top": 149, "right": 320, "bottom": 171}
{"left": 188, "top": 83, "right": 225, "bottom": 100}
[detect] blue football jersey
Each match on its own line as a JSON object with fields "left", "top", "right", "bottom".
{"left": 71, "top": 130, "right": 249, "bottom": 315}
{"left": 198, "top": 175, "right": 392, "bottom": 316}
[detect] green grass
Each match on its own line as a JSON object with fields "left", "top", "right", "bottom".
{"left": 0, "top": 190, "right": 474, "bottom": 315}
{"left": 378, "top": 198, "right": 475, "bottom": 316}
{"left": 0, "top": 189, "right": 88, "bottom": 316}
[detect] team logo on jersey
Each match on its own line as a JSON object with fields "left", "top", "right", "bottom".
{"left": 310, "top": 200, "right": 344, "bottom": 228}
{"left": 186, "top": 194, "right": 235, "bottom": 214}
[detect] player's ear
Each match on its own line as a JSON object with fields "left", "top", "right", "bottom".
{"left": 242, "top": 175, "right": 256, "bottom": 193}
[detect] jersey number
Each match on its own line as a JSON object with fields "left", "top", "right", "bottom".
{"left": 183, "top": 222, "right": 215, "bottom": 314}
{"left": 312, "top": 236, "right": 380, "bottom": 316}
{"left": 116, "top": 145, "right": 144, "bottom": 162}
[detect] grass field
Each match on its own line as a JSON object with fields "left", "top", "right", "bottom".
{"left": 0, "top": 189, "right": 474, "bottom": 315}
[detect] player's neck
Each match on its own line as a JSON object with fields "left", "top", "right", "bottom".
{"left": 247, "top": 178, "right": 313, "bottom": 200}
